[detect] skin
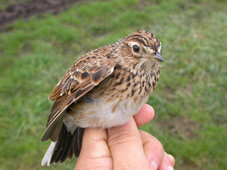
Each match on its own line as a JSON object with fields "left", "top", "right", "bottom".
{"left": 75, "top": 104, "right": 175, "bottom": 170}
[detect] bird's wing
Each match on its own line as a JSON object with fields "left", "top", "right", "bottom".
{"left": 41, "top": 54, "right": 116, "bottom": 141}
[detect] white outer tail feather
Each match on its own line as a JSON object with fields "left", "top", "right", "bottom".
{"left": 41, "top": 141, "right": 57, "bottom": 166}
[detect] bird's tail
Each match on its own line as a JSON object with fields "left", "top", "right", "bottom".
{"left": 41, "top": 124, "right": 84, "bottom": 166}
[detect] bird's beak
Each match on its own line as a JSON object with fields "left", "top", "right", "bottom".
{"left": 154, "top": 53, "right": 164, "bottom": 62}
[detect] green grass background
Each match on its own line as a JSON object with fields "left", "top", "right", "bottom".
{"left": 0, "top": 0, "right": 226, "bottom": 169}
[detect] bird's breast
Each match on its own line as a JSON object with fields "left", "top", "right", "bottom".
{"left": 65, "top": 93, "right": 148, "bottom": 128}
{"left": 65, "top": 66, "right": 159, "bottom": 128}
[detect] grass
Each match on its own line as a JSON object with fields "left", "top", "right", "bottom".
{"left": 0, "top": 0, "right": 226, "bottom": 169}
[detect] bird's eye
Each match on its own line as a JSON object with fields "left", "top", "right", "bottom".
{"left": 133, "top": 45, "right": 140, "bottom": 53}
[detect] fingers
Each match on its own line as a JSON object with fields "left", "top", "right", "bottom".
{"left": 139, "top": 130, "right": 165, "bottom": 169}
{"left": 76, "top": 104, "right": 164, "bottom": 170}
{"left": 140, "top": 130, "right": 175, "bottom": 170}
{"left": 107, "top": 118, "right": 150, "bottom": 169}
{"left": 158, "top": 152, "right": 175, "bottom": 170}
{"left": 75, "top": 128, "right": 112, "bottom": 170}
{"left": 134, "top": 104, "right": 155, "bottom": 127}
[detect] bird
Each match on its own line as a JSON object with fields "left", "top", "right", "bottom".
{"left": 41, "top": 30, "right": 164, "bottom": 166}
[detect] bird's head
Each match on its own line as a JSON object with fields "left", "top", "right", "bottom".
{"left": 120, "top": 30, "right": 164, "bottom": 63}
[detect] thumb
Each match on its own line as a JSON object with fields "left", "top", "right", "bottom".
{"left": 107, "top": 118, "right": 150, "bottom": 170}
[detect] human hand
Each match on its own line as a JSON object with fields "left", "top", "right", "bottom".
{"left": 75, "top": 104, "right": 175, "bottom": 170}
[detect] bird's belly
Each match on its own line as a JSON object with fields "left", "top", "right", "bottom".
{"left": 65, "top": 95, "right": 148, "bottom": 129}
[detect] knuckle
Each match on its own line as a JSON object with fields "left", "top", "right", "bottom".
{"left": 108, "top": 131, "right": 139, "bottom": 148}
{"left": 144, "top": 133, "right": 164, "bottom": 152}
{"left": 167, "top": 153, "right": 175, "bottom": 165}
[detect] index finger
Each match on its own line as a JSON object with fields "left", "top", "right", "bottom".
{"left": 107, "top": 118, "right": 150, "bottom": 169}
{"left": 75, "top": 128, "right": 112, "bottom": 170}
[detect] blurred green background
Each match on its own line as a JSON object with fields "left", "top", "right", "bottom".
{"left": 0, "top": 0, "right": 226, "bottom": 169}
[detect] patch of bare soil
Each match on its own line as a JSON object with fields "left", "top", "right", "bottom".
{"left": 0, "top": 0, "right": 82, "bottom": 31}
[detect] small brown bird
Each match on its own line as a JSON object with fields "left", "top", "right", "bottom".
{"left": 41, "top": 30, "right": 164, "bottom": 166}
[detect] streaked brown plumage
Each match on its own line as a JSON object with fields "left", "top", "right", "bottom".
{"left": 41, "top": 30, "right": 164, "bottom": 166}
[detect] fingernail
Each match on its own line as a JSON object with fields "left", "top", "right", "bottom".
{"left": 168, "top": 166, "right": 174, "bottom": 170}
{"left": 150, "top": 161, "right": 158, "bottom": 170}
